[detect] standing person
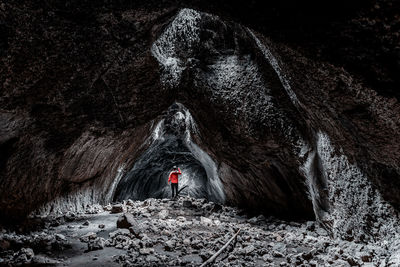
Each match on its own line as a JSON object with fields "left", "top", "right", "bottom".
{"left": 168, "top": 166, "right": 182, "bottom": 199}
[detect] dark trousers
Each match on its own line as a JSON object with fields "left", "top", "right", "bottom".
{"left": 171, "top": 183, "right": 178, "bottom": 198}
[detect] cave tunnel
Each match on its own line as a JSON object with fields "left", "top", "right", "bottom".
{"left": 111, "top": 99, "right": 316, "bottom": 222}
{"left": 113, "top": 102, "right": 226, "bottom": 204}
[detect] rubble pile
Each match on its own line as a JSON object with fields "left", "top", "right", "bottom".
{"left": 0, "top": 230, "right": 70, "bottom": 265}
{"left": 107, "top": 197, "right": 389, "bottom": 266}
{"left": 0, "top": 197, "right": 392, "bottom": 266}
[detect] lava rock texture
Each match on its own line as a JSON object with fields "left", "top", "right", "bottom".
{"left": 0, "top": 0, "right": 400, "bottom": 253}
{"left": 0, "top": 197, "right": 393, "bottom": 266}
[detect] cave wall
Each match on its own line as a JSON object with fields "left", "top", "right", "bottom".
{"left": 0, "top": 0, "right": 399, "bottom": 244}
{"left": 147, "top": 8, "right": 400, "bottom": 241}
{"left": 0, "top": 2, "right": 176, "bottom": 219}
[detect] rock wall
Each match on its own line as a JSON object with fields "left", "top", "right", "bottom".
{"left": 0, "top": 1, "right": 399, "bottom": 245}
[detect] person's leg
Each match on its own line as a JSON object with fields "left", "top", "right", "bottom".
{"left": 171, "top": 183, "right": 175, "bottom": 198}
{"left": 173, "top": 183, "right": 178, "bottom": 198}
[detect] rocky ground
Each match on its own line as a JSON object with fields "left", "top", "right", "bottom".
{"left": 0, "top": 197, "right": 391, "bottom": 266}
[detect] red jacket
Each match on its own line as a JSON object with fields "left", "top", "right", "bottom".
{"left": 168, "top": 168, "right": 182, "bottom": 184}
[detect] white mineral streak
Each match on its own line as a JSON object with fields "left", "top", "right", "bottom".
{"left": 179, "top": 108, "right": 225, "bottom": 202}
{"left": 104, "top": 164, "right": 126, "bottom": 203}
{"left": 186, "top": 141, "right": 225, "bottom": 203}
{"left": 181, "top": 109, "right": 225, "bottom": 202}
{"left": 316, "top": 131, "right": 400, "bottom": 242}
{"left": 152, "top": 119, "right": 165, "bottom": 142}
{"left": 184, "top": 108, "right": 199, "bottom": 143}
{"left": 246, "top": 29, "right": 300, "bottom": 107}
{"left": 151, "top": 9, "right": 201, "bottom": 87}
{"left": 296, "top": 136, "right": 330, "bottom": 226}
{"left": 246, "top": 27, "right": 399, "bottom": 245}
{"left": 300, "top": 148, "right": 322, "bottom": 219}
{"left": 245, "top": 28, "right": 400, "bottom": 249}
{"left": 177, "top": 171, "right": 205, "bottom": 198}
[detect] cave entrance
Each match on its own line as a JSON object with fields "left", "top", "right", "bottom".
{"left": 113, "top": 103, "right": 225, "bottom": 203}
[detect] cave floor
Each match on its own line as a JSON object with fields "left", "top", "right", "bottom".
{"left": 0, "top": 197, "right": 388, "bottom": 266}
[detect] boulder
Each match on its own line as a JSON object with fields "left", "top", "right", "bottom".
{"left": 117, "top": 213, "right": 136, "bottom": 229}
{"left": 111, "top": 204, "right": 124, "bottom": 214}
{"left": 306, "top": 221, "right": 316, "bottom": 231}
{"left": 158, "top": 210, "right": 169, "bottom": 220}
{"left": 55, "top": 234, "right": 66, "bottom": 241}
{"left": 200, "top": 216, "right": 213, "bottom": 226}
{"left": 139, "top": 248, "right": 154, "bottom": 255}
{"left": 126, "top": 199, "right": 135, "bottom": 206}
{"left": 262, "top": 254, "right": 273, "bottom": 262}
{"left": 14, "top": 248, "right": 34, "bottom": 264}
{"left": 211, "top": 203, "right": 222, "bottom": 213}
{"left": 64, "top": 212, "right": 76, "bottom": 222}
{"left": 247, "top": 217, "right": 258, "bottom": 224}
{"left": 117, "top": 213, "right": 143, "bottom": 237}
{"left": 183, "top": 200, "right": 193, "bottom": 208}
{"left": 80, "top": 232, "right": 97, "bottom": 243}
{"left": 245, "top": 245, "right": 256, "bottom": 254}
{"left": 164, "top": 240, "right": 175, "bottom": 251}
{"left": 87, "top": 237, "right": 105, "bottom": 251}
{"left": 103, "top": 204, "right": 112, "bottom": 211}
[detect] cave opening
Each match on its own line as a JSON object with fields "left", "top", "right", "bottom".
{"left": 113, "top": 102, "right": 225, "bottom": 203}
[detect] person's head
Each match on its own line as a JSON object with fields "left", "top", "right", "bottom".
{"left": 173, "top": 165, "right": 177, "bottom": 170}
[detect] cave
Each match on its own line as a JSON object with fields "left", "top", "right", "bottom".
{"left": 113, "top": 102, "right": 225, "bottom": 203}
{"left": 1, "top": 0, "right": 400, "bottom": 265}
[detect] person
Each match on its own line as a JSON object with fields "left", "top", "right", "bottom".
{"left": 168, "top": 166, "right": 182, "bottom": 199}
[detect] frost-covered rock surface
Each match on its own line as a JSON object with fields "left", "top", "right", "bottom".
{"left": 316, "top": 132, "right": 400, "bottom": 241}
{"left": 151, "top": 8, "right": 202, "bottom": 87}
{"left": 0, "top": 197, "right": 395, "bottom": 266}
